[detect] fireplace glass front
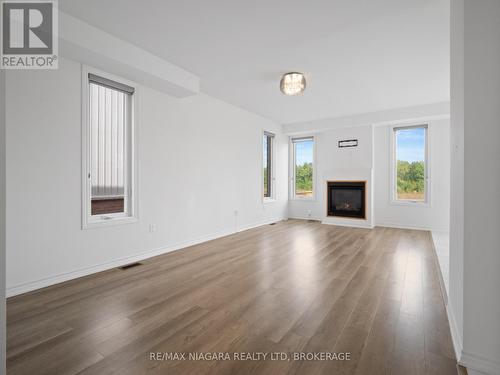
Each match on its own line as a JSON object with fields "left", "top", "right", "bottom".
{"left": 327, "top": 181, "right": 366, "bottom": 219}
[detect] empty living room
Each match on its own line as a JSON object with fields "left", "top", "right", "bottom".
{"left": 1, "top": 0, "right": 500, "bottom": 374}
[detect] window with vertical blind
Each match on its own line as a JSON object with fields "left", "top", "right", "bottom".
{"left": 82, "top": 71, "right": 137, "bottom": 227}
{"left": 291, "top": 136, "right": 314, "bottom": 199}
{"left": 263, "top": 131, "right": 275, "bottom": 199}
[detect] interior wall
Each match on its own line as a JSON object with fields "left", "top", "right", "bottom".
{"left": 449, "top": 0, "right": 465, "bottom": 362}
{"left": 5, "top": 57, "right": 287, "bottom": 296}
{"left": 287, "top": 125, "right": 373, "bottom": 221}
{"left": 0, "top": 70, "right": 6, "bottom": 375}
{"left": 461, "top": 1, "right": 500, "bottom": 373}
{"left": 287, "top": 120, "right": 451, "bottom": 232}
{"left": 373, "top": 119, "right": 451, "bottom": 231}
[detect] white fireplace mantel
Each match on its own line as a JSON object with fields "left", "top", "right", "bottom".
{"left": 321, "top": 168, "right": 374, "bottom": 228}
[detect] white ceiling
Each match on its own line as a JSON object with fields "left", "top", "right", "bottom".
{"left": 59, "top": 0, "right": 450, "bottom": 124}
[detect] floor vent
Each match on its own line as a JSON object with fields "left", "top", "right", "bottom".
{"left": 119, "top": 262, "right": 143, "bottom": 270}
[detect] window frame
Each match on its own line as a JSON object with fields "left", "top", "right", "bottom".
{"left": 390, "top": 124, "right": 430, "bottom": 206}
{"left": 289, "top": 136, "right": 316, "bottom": 201}
{"left": 81, "top": 66, "right": 139, "bottom": 229}
{"left": 262, "top": 130, "right": 276, "bottom": 202}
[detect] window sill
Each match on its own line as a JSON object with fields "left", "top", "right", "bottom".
{"left": 289, "top": 197, "right": 317, "bottom": 202}
{"left": 263, "top": 198, "right": 276, "bottom": 204}
{"left": 83, "top": 216, "right": 138, "bottom": 230}
{"left": 390, "top": 200, "right": 430, "bottom": 208}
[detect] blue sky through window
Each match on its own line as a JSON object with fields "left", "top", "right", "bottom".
{"left": 295, "top": 140, "right": 313, "bottom": 165}
{"left": 396, "top": 127, "right": 425, "bottom": 162}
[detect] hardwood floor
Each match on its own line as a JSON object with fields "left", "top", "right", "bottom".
{"left": 7, "top": 220, "right": 459, "bottom": 374}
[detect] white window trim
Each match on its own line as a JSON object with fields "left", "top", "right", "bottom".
{"left": 389, "top": 123, "right": 431, "bottom": 207}
{"left": 81, "top": 65, "right": 139, "bottom": 229}
{"left": 289, "top": 135, "right": 316, "bottom": 201}
{"left": 262, "top": 130, "right": 276, "bottom": 203}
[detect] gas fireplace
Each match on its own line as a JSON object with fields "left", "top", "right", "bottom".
{"left": 327, "top": 181, "right": 366, "bottom": 219}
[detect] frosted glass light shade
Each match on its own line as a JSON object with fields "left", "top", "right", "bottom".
{"left": 280, "top": 72, "right": 306, "bottom": 95}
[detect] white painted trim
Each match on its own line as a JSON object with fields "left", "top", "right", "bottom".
{"left": 321, "top": 220, "right": 374, "bottom": 229}
{"left": 430, "top": 233, "right": 448, "bottom": 305}
{"left": 446, "top": 302, "right": 464, "bottom": 363}
{"left": 237, "top": 217, "right": 283, "bottom": 233}
{"left": 6, "top": 217, "right": 284, "bottom": 297}
{"left": 289, "top": 135, "right": 316, "bottom": 200}
{"left": 389, "top": 123, "right": 431, "bottom": 206}
{"left": 425, "top": 228, "right": 463, "bottom": 371}
{"left": 263, "top": 198, "right": 276, "bottom": 204}
{"left": 374, "top": 222, "right": 447, "bottom": 232}
{"left": 83, "top": 216, "right": 139, "bottom": 230}
{"left": 81, "top": 65, "right": 140, "bottom": 229}
{"left": 287, "top": 215, "right": 322, "bottom": 221}
{"left": 388, "top": 200, "right": 431, "bottom": 207}
{"left": 460, "top": 351, "right": 500, "bottom": 375}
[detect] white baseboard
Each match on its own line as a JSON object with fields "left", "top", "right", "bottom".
{"left": 287, "top": 216, "right": 322, "bottom": 221}
{"left": 460, "top": 351, "right": 500, "bottom": 375}
{"left": 430, "top": 233, "right": 448, "bottom": 305}
{"left": 288, "top": 216, "right": 374, "bottom": 229}
{"left": 7, "top": 216, "right": 284, "bottom": 298}
{"left": 375, "top": 222, "right": 447, "bottom": 231}
{"left": 237, "top": 217, "right": 283, "bottom": 232}
{"left": 288, "top": 216, "right": 375, "bottom": 229}
{"left": 321, "top": 220, "right": 374, "bottom": 229}
{"left": 446, "top": 302, "right": 463, "bottom": 363}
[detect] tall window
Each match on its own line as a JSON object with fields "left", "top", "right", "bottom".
{"left": 393, "top": 125, "right": 428, "bottom": 202}
{"left": 83, "top": 72, "right": 136, "bottom": 226}
{"left": 292, "top": 137, "right": 314, "bottom": 198}
{"left": 263, "top": 131, "right": 274, "bottom": 199}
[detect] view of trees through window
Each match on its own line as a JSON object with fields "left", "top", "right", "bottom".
{"left": 395, "top": 126, "right": 427, "bottom": 201}
{"left": 294, "top": 138, "right": 314, "bottom": 197}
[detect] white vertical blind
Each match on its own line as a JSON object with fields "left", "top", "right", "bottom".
{"left": 89, "top": 82, "right": 127, "bottom": 199}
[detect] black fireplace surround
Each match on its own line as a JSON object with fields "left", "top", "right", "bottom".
{"left": 327, "top": 181, "right": 366, "bottom": 219}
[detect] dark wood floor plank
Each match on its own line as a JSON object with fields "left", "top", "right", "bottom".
{"left": 6, "top": 220, "right": 458, "bottom": 375}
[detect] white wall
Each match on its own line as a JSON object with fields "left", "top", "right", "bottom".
{"left": 287, "top": 120, "right": 451, "bottom": 232}
{"left": 0, "top": 70, "right": 6, "bottom": 375}
{"left": 449, "top": 0, "right": 465, "bottom": 363}
{"left": 374, "top": 119, "right": 451, "bottom": 231}
{"left": 5, "top": 57, "right": 287, "bottom": 295}
{"left": 456, "top": 1, "right": 500, "bottom": 374}
{"left": 283, "top": 102, "right": 450, "bottom": 134}
{"left": 287, "top": 125, "right": 373, "bottom": 222}
{"left": 59, "top": 11, "right": 199, "bottom": 98}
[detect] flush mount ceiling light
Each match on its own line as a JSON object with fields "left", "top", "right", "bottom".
{"left": 280, "top": 72, "right": 306, "bottom": 95}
